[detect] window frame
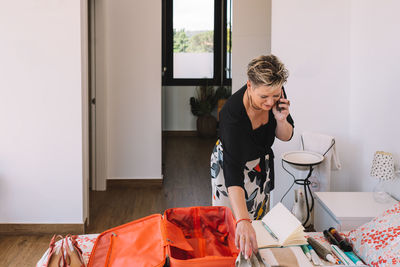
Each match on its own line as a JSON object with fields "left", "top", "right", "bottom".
{"left": 162, "top": 0, "right": 231, "bottom": 86}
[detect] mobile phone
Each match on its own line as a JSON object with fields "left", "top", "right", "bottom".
{"left": 276, "top": 91, "right": 284, "bottom": 112}
{"left": 276, "top": 98, "right": 282, "bottom": 112}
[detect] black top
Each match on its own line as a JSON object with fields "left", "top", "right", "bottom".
{"left": 218, "top": 85, "right": 294, "bottom": 189}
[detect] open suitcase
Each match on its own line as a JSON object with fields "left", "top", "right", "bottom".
{"left": 87, "top": 206, "right": 239, "bottom": 267}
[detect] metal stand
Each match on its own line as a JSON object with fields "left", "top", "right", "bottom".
{"left": 280, "top": 151, "right": 324, "bottom": 227}
{"left": 292, "top": 165, "right": 315, "bottom": 227}
{"left": 281, "top": 139, "right": 335, "bottom": 227}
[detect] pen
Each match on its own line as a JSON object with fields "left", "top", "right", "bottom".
{"left": 344, "top": 251, "right": 364, "bottom": 266}
{"left": 323, "top": 229, "right": 340, "bottom": 246}
{"left": 300, "top": 244, "right": 312, "bottom": 261}
{"left": 261, "top": 221, "right": 279, "bottom": 241}
{"left": 331, "top": 244, "right": 352, "bottom": 265}
{"left": 307, "top": 237, "right": 336, "bottom": 264}
{"left": 329, "top": 227, "right": 353, "bottom": 252}
{"left": 335, "top": 258, "right": 343, "bottom": 265}
{"left": 307, "top": 245, "right": 323, "bottom": 266}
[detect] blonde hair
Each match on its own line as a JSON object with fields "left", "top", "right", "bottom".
{"left": 247, "top": 55, "right": 288, "bottom": 87}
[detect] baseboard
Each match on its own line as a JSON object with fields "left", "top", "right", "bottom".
{"left": 162, "top": 130, "right": 197, "bottom": 137}
{"left": 107, "top": 178, "right": 163, "bottom": 188}
{"left": 0, "top": 223, "right": 85, "bottom": 235}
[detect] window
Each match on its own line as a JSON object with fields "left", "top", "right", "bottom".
{"left": 162, "top": 0, "right": 232, "bottom": 86}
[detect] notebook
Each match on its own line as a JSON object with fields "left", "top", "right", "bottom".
{"left": 252, "top": 202, "right": 307, "bottom": 248}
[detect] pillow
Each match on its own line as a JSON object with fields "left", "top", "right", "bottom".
{"left": 346, "top": 201, "right": 400, "bottom": 266}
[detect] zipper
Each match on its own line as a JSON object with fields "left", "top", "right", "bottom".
{"left": 161, "top": 214, "right": 170, "bottom": 267}
{"left": 104, "top": 232, "right": 117, "bottom": 267}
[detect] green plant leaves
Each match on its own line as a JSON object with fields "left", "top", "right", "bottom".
{"left": 189, "top": 84, "right": 231, "bottom": 116}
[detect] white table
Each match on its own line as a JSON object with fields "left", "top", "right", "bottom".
{"left": 314, "top": 192, "right": 398, "bottom": 232}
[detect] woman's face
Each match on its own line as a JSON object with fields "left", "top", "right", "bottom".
{"left": 247, "top": 80, "right": 282, "bottom": 111}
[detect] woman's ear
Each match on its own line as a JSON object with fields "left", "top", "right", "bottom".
{"left": 247, "top": 80, "right": 252, "bottom": 90}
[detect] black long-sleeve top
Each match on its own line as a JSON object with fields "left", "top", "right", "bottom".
{"left": 218, "top": 85, "right": 294, "bottom": 190}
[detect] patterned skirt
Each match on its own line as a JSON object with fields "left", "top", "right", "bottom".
{"left": 210, "top": 140, "right": 274, "bottom": 220}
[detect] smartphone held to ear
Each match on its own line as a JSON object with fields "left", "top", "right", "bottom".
{"left": 276, "top": 98, "right": 283, "bottom": 112}
{"left": 276, "top": 88, "right": 289, "bottom": 112}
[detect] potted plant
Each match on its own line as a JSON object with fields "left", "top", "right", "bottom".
{"left": 190, "top": 83, "right": 219, "bottom": 137}
{"left": 214, "top": 85, "right": 232, "bottom": 120}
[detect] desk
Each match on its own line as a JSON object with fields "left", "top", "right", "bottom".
{"left": 314, "top": 192, "right": 397, "bottom": 231}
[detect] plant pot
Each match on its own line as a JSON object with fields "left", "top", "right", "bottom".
{"left": 197, "top": 115, "right": 217, "bottom": 138}
{"left": 217, "top": 99, "right": 227, "bottom": 121}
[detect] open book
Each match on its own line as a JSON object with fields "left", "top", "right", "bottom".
{"left": 252, "top": 202, "right": 307, "bottom": 248}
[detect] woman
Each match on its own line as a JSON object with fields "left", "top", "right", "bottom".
{"left": 210, "top": 55, "right": 294, "bottom": 259}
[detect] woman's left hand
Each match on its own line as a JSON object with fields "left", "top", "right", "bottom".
{"left": 272, "top": 94, "right": 290, "bottom": 121}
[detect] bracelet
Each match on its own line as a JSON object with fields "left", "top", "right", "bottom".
{"left": 236, "top": 218, "right": 252, "bottom": 226}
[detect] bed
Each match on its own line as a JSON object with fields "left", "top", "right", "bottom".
{"left": 37, "top": 201, "right": 400, "bottom": 267}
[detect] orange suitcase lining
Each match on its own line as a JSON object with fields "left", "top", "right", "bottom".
{"left": 165, "top": 206, "right": 238, "bottom": 260}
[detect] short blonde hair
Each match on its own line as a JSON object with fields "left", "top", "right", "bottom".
{"left": 247, "top": 55, "right": 288, "bottom": 87}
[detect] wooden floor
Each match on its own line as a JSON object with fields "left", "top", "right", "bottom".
{"left": 0, "top": 136, "right": 216, "bottom": 266}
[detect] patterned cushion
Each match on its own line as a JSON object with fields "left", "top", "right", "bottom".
{"left": 347, "top": 201, "right": 400, "bottom": 266}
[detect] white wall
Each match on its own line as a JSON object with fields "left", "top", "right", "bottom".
{"left": 0, "top": 1, "right": 84, "bottom": 223}
{"left": 270, "top": 0, "right": 352, "bottom": 207}
{"left": 101, "top": 0, "right": 162, "bottom": 180}
{"left": 270, "top": 0, "right": 400, "bottom": 207}
{"left": 232, "top": 0, "right": 271, "bottom": 92}
{"left": 163, "top": 86, "right": 197, "bottom": 131}
{"left": 349, "top": 0, "right": 400, "bottom": 200}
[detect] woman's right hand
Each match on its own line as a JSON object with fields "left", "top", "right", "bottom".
{"left": 235, "top": 219, "right": 258, "bottom": 259}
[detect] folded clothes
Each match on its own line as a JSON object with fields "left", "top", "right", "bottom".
{"left": 259, "top": 246, "right": 314, "bottom": 267}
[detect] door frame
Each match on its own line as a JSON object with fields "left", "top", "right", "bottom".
{"left": 89, "top": 0, "right": 108, "bottom": 191}
{"left": 81, "top": 0, "right": 90, "bottom": 226}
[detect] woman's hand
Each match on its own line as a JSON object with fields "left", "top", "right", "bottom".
{"left": 273, "top": 89, "right": 293, "bottom": 141}
{"left": 235, "top": 220, "right": 258, "bottom": 259}
{"left": 228, "top": 186, "right": 258, "bottom": 258}
{"left": 272, "top": 89, "right": 290, "bottom": 122}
